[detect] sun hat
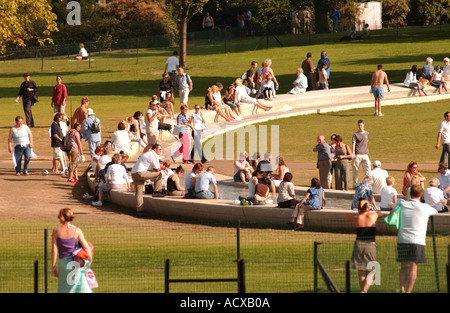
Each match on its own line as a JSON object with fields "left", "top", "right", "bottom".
{"left": 86, "top": 108, "right": 95, "bottom": 115}
{"left": 373, "top": 160, "right": 381, "bottom": 167}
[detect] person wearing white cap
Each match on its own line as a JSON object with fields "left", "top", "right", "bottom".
{"left": 443, "top": 57, "right": 450, "bottom": 80}
{"left": 370, "top": 160, "right": 388, "bottom": 194}
{"left": 82, "top": 108, "right": 101, "bottom": 159}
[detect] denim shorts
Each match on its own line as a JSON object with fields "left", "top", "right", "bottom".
{"left": 372, "top": 86, "right": 384, "bottom": 98}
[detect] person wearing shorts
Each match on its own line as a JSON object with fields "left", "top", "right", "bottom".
{"left": 370, "top": 65, "right": 390, "bottom": 116}
{"left": 394, "top": 184, "right": 437, "bottom": 293}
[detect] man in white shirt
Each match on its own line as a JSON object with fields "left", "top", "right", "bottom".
{"left": 443, "top": 57, "right": 450, "bottom": 80}
{"left": 437, "top": 162, "right": 450, "bottom": 198}
{"left": 145, "top": 100, "right": 160, "bottom": 145}
{"left": 164, "top": 51, "right": 179, "bottom": 89}
{"left": 396, "top": 184, "right": 437, "bottom": 293}
{"left": 423, "top": 178, "right": 447, "bottom": 212}
{"left": 92, "top": 153, "right": 130, "bottom": 207}
{"left": 131, "top": 144, "right": 164, "bottom": 216}
{"left": 177, "top": 67, "right": 192, "bottom": 105}
{"left": 370, "top": 160, "right": 388, "bottom": 194}
{"left": 288, "top": 68, "right": 308, "bottom": 94}
{"left": 436, "top": 111, "right": 450, "bottom": 166}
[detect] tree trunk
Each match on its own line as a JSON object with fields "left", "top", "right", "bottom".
{"left": 179, "top": 2, "right": 190, "bottom": 68}
{"left": 179, "top": 18, "right": 188, "bottom": 68}
{"left": 313, "top": 0, "right": 331, "bottom": 33}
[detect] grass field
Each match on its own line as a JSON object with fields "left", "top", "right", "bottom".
{"left": 1, "top": 25, "right": 449, "bottom": 293}
{"left": 1, "top": 218, "right": 447, "bottom": 293}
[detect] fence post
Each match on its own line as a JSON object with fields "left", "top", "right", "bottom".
{"left": 431, "top": 216, "right": 440, "bottom": 292}
{"left": 447, "top": 245, "right": 449, "bottom": 293}
{"left": 237, "top": 259, "right": 245, "bottom": 293}
{"left": 34, "top": 260, "right": 39, "bottom": 293}
{"left": 136, "top": 38, "right": 139, "bottom": 64}
{"left": 164, "top": 259, "right": 170, "bottom": 293}
{"left": 236, "top": 220, "right": 240, "bottom": 260}
{"left": 313, "top": 242, "right": 322, "bottom": 293}
{"left": 44, "top": 229, "right": 48, "bottom": 293}
{"left": 345, "top": 260, "right": 351, "bottom": 293}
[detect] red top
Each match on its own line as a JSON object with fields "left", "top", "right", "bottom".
{"left": 52, "top": 84, "right": 67, "bottom": 106}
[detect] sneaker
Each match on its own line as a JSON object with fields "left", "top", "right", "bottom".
{"left": 92, "top": 200, "right": 103, "bottom": 207}
{"left": 378, "top": 112, "right": 384, "bottom": 116}
{"left": 374, "top": 111, "right": 378, "bottom": 116}
{"left": 83, "top": 193, "right": 93, "bottom": 200}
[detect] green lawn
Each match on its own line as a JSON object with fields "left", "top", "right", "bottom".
{"left": 1, "top": 25, "right": 449, "bottom": 293}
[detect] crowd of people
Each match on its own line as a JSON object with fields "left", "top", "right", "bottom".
{"left": 8, "top": 43, "right": 450, "bottom": 294}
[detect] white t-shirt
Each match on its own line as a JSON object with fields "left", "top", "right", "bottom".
{"left": 111, "top": 130, "right": 131, "bottom": 153}
{"left": 192, "top": 113, "right": 203, "bottom": 131}
{"left": 438, "top": 169, "right": 450, "bottom": 190}
{"left": 161, "top": 168, "right": 174, "bottom": 189}
{"left": 370, "top": 168, "right": 388, "bottom": 194}
{"left": 294, "top": 73, "right": 308, "bottom": 89}
{"left": 146, "top": 109, "right": 159, "bottom": 133}
{"left": 131, "top": 150, "right": 160, "bottom": 174}
{"left": 423, "top": 187, "right": 445, "bottom": 211}
{"left": 380, "top": 185, "right": 397, "bottom": 209}
{"left": 397, "top": 199, "right": 437, "bottom": 246}
{"left": 106, "top": 163, "right": 129, "bottom": 185}
{"left": 166, "top": 56, "right": 179, "bottom": 72}
{"left": 438, "top": 120, "right": 450, "bottom": 145}
{"left": 443, "top": 65, "right": 450, "bottom": 79}
{"left": 98, "top": 155, "right": 112, "bottom": 168}
{"left": 234, "top": 159, "right": 250, "bottom": 175}
{"left": 79, "top": 48, "right": 88, "bottom": 57}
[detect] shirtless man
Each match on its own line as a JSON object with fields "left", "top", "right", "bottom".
{"left": 370, "top": 65, "right": 390, "bottom": 116}
{"left": 71, "top": 97, "right": 89, "bottom": 138}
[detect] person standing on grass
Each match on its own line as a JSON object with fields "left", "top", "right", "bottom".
{"left": 435, "top": 111, "right": 450, "bottom": 167}
{"left": 370, "top": 64, "right": 390, "bottom": 116}
{"left": 352, "top": 120, "right": 371, "bottom": 189}
{"left": 51, "top": 208, "right": 93, "bottom": 293}
{"left": 302, "top": 52, "right": 315, "bottom": 91}
{"left": 393, "top": 184, "right": 437, "bottom": 293}
{"left": 345, "top": 199, "right": 382, "bottom": 293}
{"left": 164, "top": 51, "right": 179, "bottom": 91}
{"left": 15, "top": 73, "right": 38, "bottom": 128}
{"left": 51, "top": 76, "right": 68, "bottom": 120}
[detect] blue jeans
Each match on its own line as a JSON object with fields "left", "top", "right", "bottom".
{"left": 195, "top": 190, "right": 222, "bottom": 199}
{"left": 14, "top": 144, "right": 31, "bottom": 173}
{"left": 88, "top": 139, "right": 101, "bottom": 159}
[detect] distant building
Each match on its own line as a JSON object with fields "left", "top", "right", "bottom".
{"left": 356, "top": 1, "right": 382, "bottom": 31}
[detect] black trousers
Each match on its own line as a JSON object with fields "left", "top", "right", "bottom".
{"left": 22, "top": 99, "right": 34, "bottom": 127}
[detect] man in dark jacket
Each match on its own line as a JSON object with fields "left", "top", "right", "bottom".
{"left": 16, "top": 73, "right": 38, "bottom": 127}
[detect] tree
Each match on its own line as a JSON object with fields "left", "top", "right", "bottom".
{"left": 0, "top": 0, "right": 58, "bottom": 54}
{"left": 382, "top": 0, "right": 410, "bottom": 27}
{"left": 165, "top": 0, "right": 209, "bottom": 68}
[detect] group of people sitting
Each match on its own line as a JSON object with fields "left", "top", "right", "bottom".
{"left": 404, "top": 57, "right": 449, "bottom": 95}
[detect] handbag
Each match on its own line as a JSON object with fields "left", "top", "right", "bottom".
{"left": 31, "top": 94, "right": 39, "bottom": 104}
{"left": 85, "top": 263, "right": 99, "bottom": 289}
{"left": 384, "top": 201, "right": 402, "bottom": 232}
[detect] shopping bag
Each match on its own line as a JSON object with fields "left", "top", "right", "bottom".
{"left": 384, "top": 201, "right": 402, "bottom": 232}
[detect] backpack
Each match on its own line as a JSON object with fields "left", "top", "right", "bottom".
{"left": 91, "top": 118, "right": 100, "bottom": 133}
{"left": 62, "top": 132, "right": 73, "bottom": 152}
